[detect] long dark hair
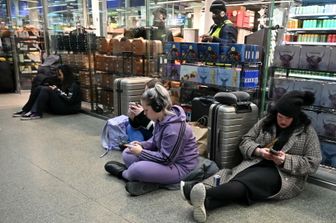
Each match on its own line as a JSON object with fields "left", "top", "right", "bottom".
{"left": 262, "top": 108, "right": 312, "bottom": 150}
{"left": 59, "top": 64, "right": 75, "bottom": 92}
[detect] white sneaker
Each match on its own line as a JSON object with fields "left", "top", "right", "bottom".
{"left": 190, "top": 183, "right": 207, "bottom": 223}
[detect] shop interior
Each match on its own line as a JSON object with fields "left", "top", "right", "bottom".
{"left": 1, "top": 0, "right": 336, "bottom": 191}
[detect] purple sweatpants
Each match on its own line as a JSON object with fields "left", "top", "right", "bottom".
{"left": 121, "top": 149, "right": 182, "bottom": 184}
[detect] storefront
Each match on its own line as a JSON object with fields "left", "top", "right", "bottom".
{"left": 0, "top": 0, "right": 335, "bottom": 190}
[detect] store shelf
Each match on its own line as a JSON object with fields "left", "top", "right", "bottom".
{"left": 284, "top": 41, "right": 336, "bottom": 46}
{"left": 289, "top": 13, "right": 336, "bottom": 19}
{"left": 287, "top": 28, "right": 336, "bottom": 33}
{"left": 288, "top": 73, "right": 336, "bottom": 81}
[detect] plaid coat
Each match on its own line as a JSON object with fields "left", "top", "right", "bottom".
{"left": 203, "top": 118, "right": 322, "bottom": 200}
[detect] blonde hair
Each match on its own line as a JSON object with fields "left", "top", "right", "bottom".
{"left": 141, "top": 83, "right": 173, "bottom": 114}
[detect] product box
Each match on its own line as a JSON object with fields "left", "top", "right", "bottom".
{"left": 197, "top": 43, "right": 220, "bottom": 63}
{"left": 317, "top": 113, "right": 336, "bottom": 139}
{"left": 271, "top": 77, "right": 295, "bottom": 100}
{"left": 217, "top": 67, "right": 240, "bottom": 88}
{"left": 320, "top": 141, "right": 336, "bottom": 168}
{"left": 240, "top": 69, "right": 259, "bottom": 88}
{"left": 197, "top": 66, "right": 217, "bottom": 85}
{"left": 164, "top": 63, "right": 181, "bottom": 81}
{"left": 320, "top": 82, "right": 336, "bottom": 109}
{"left": 328, "top": 47, "right": 336, "bottom": 72}
{"left": 180, "top": 42, "right": 198, "bottom": 63}
{"left": 299, "top": 46, "right": 331, "bottom": 71}
{"left": 219, "top": 45, "right": 231, "bottom": 63}
{"left": 180, "top": 65, "right": 199, "bottom": 82}
{"left": 273, "top": 45, "right": 301, "bottom": 69}
{"left": 225, "top": 44, "right": 248, "bottom": 63}
{"left": 164, "top": 42, "right": 180, "bottom": 60}
{"left": 249, "top": 45, "right": 263, "bottom": 63}
{"left": 303, "top": 110, "right": 319, "bottom": 131}
{"left": 292, "top": 79, "right": 323, "bottom": 107}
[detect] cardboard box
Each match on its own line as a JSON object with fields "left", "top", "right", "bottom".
{"left": 293, "top": 79, "right": 323, "bottom": 106}
{"left": 299, "top": 46, "right": 331, "bottom": 71}
{"left": 240, "top": 69, "right": 259, "bottom": 88}
{"left": 164, "top": 63, "right": 181, "bottom": 81}
{"left": 273, "top": 45, "right": 301, "bottom": 68}
{"left": 180, "top": 42, "right": 198, "bottom": 63}
{"left": 320, "top": 141, "right": 336, "bottom": 167}
{"left": 197, "top": 66, "right": 217, "bottom": 85}
{"left": 271, "top": 78, "right": 295, "bottom": 100}
{"left": 320, "top": 82, "right": 336, "bottom": 109}
{"left": 328, "top": 47, "right": 336, "bottom": 72}
{"left": 217, "top": 67, "right": 240, "bottom": 88}
{"left": 317, "top": 113, "right": 336, "bottom": 139}
{"left": 198, "top": 43, "right": 220, "bottom": 63}
{"left": 303, "top": 110, "right": 319, "bottom": 131}
{"left": 164, "top": 42, "right": 180, "bottom": 60}
{"left": 180, "top": 65, "right": 198, "bottom": 82}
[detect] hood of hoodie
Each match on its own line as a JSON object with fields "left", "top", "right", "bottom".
{"left": 156, "top": 105, "right": 186, "bottom": 127}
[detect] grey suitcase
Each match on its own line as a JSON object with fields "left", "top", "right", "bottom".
{"left": 113, "top": 77, "right": 152, "bottom": 116}
{"left": 207, "top": 91, "right": 258, "bottom": 169}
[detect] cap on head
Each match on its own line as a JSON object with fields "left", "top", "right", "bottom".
{"left": 210, "top": 0, "right": 227, "bottom": 13}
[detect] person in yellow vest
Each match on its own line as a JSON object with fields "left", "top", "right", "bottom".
{"left": 201, "top": 0, "right": 237, "bottom": 44}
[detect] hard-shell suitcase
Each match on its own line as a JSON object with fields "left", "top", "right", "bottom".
{"left": 113, "top": 77, "right": 152, "bottom": 116}
{"left": 207, "top": 91, "right": 258, "bottom": 169}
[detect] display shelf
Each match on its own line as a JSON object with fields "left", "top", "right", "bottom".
{"left": 289, "top": 13, "right": 336, "bottom": 19}
{"left": 286, "top": 28, "right": 336, "bottom": 33}
{"left": 284, "top": 41, "right": 336, "bottom": 46}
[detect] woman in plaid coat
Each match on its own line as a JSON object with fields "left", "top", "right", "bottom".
{"left": 181, "top": 91, "right": 322, "bottom": 223}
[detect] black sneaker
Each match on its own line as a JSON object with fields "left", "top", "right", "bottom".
{"left": 125, "top": 181, "right": 160, "bottom": 196}
{"left": 20, "top": 112, "right": 42, "bottom": 120}
{"left": 180, "top": 180, "right": 199, "bottom": 205}
{"left": 12, "top": 110, "right": 25, "bottom": 117}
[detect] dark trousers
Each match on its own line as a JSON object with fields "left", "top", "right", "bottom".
{"left": 22, "top": 86, "right": 79, "bottom": 115}
{"left": 22, "top": 86, "right": 52, "bottom": 114}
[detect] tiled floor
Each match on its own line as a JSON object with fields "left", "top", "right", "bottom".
{"left": 0, "top": 92, "right": 336, "bottom": 223}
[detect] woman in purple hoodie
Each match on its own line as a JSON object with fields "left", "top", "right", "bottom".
{"left": 105, "top": 84, "right": 199, "bottom": 195}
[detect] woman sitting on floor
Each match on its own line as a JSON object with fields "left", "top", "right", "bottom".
{"left": 104, "top": 83, "right": 199, "bottom": 196}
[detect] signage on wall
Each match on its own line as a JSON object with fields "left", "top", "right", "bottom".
{"left": 107, "top": 0, "right": 144, "bottom": 9}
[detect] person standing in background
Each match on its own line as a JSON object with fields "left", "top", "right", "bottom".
{"left": 201, "top": 0, "right": 237, "bottom": 44}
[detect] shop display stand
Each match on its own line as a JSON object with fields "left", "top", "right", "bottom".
{"left": 161, "top": 54, "right": 262, "bottom": 109}
{"left": 53, "top": 33, "right": 96, "bottom": 113}
{"left": 270, "top": 0, "right": 336, "bottom": 190}
{"left": 15, "top": 35, "right": 44, "bottom": 90}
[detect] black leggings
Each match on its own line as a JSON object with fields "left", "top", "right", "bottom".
{"left": 205, "top": 181, "right": 248, "bottom": 210}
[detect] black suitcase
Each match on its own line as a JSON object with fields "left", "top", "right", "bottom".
{"left": 208, "top": 91, "right": 259, "bottom": 169}
{"left": 191, "top": 96, "right": 216, "bottom": 125}
{"left": 0, "top": 61, "right": 15, "bottom": 93}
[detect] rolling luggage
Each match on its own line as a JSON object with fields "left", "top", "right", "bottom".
{"left": 113, "top": 77, "right": 152, "bottom": 116}
{"left": 207, "top": 91, "right": 258, "bottom": 169}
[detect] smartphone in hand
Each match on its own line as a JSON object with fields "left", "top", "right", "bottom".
{"left": 269, "top": 148, "right": 280, "bottom": 155}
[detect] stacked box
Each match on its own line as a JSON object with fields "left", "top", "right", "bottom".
{"left": 328, "top": 47, "right": 336, "bottom": 72}
{"left": 101, "top": 73, "right": 115, "bottom": 89}
{"left": 79, "top": 71, "right": 91, "bottom": 87}
{"left": 198, "top": 43, "right": 220, "bottom": 63}
{"left": 217, "top": 67, "right": 240, "bottom": 88}
{"left": 197, "top": 66, "right": 217, "bottom": 85}
{"left": 272, "top": 78, "right": 295, "bottom": 100}
{"left": 240, "top": 69, "right": 259, "bottom": 88}
{"left": 320, "top": 141, "right": 336, "bottom": 168}
{"left": 299, "top": 46, "right": 331, "bottom": 71}
{"left": 273, "top": 45, "right": 301, "bottom": 68}
{"left": 317, "top": 113, "right": 336, "bottom": 139}
{"left": 164, "top": 42, "right": 180, "bottom": 60}
{"left": 303, "top": 110, "right": 319, "bottom": 131}
{"left": 180, "top": 65, "right": 199, "bottom": 82}
{"left": 320, "top": 82, "right": 336, "bottom": 109}
{"left": 164, "top": 63, "right": 181, "bottom": 81}
{"left": 293, "top": 79, "right": 322, "bottom": 106}
{"left": 180, "top": 42, "right": 198, "bottom": 63}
